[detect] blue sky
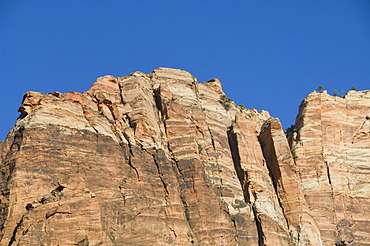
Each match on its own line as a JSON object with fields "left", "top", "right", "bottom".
{"left": 1, "top": 1, "right": 370, "bottom": 140}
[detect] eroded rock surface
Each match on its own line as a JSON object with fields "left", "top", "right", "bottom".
{"left": 0, "top": 68, "right": 368, "bottom": 245}
{"left": 288, "top": 90, "right": 370, "bottom": 246}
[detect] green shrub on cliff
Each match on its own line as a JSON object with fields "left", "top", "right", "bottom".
{"left": 219, "top": 95, "right": 233, "bottom": 110}
{"left": 232, "top": 199, "right": 247, "bottom": 209}
{"left": 317, "top": 85, "right": 324, "bottom": 93}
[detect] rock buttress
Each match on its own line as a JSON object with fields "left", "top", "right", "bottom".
{"left": 288, "top": 90, "right": 370, "bottom": 246}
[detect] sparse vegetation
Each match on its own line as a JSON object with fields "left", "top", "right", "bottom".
{"left": 351, "top": 86, "right": 356, "bottom": 91}
{"left": 127, "top": 169, "right": 135, "bottom": 178}
{"left": 232, "top": 199, "right": 247, "bottom": 209}
{"left": 290, "top": 124, "right": 298, "bottom": 133}
{"left": 333, "top": 90, "right": 339, "bottom": 96}
{"left": 317, "top": 85, "right": 324, "bottom": 93}
{"left": 198, "top": 144, "right": 203, "bottom": 153}
{"left": 219, "top": 95, "right": 233, "bottom": 110}
{"left": 120, "top": 178, "right": 127, "bottom": 186}
{"left": 107, "top": 232, "right": 116, "bottom": 244}
{"left": 217, "top": 196, "right": 226, "bottom": 205}
{"left": 180, "top": 194, "right": 187, "bottom": 204}
{"left": 289, "top": 231, "right": 298, "bottom": 246}
{"left": 238, "top": 104, "right": 247, "bottom": 113}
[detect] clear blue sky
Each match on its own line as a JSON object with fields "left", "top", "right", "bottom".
{"left": 1, "top": 1, "right": 370, "bottom": 140}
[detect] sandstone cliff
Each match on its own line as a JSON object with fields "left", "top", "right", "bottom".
{"left": 287, "top": 90, "right": 370, "bottom": 246}
{"left": 0, "top": 68, "right": 368, "bottom": 245}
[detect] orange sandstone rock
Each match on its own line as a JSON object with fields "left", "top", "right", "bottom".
{"left": 288, "top": 90, "right": 370, "bottom": 246}
{"left": 0, "top": 69, "right": 369, "bottom": 245}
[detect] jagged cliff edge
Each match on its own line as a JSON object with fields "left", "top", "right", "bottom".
{"left": 0, "top": 68, "right": 369, "bottom": 245}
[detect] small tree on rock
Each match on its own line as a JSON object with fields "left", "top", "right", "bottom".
{"left": 219, "top": 95, "right": 233, "bottom": 110}
{"left": 317, "top": 85, "right": 324, "bottom": 93}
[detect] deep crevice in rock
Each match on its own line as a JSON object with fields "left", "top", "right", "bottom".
{"left": 326, "top": 162, "right": 332, "bottom": 185}
{"left": 118, "top": 137, "right": 139, "bottom": 181}
{"left": 252, "top": 192, "right": 266, "bottom": 246}
{"left": 117, "top": 80, "right": 126, "bottom": 105}
{"left": 152, "top": 151, "right": 169, "bottom": 196}
{"left": 258, "top": 122, "right": 281, "bottom": 192}
{"left": 127, "top": 154, "right": 139, "bottom": 181}
{"left": 207, "top": 126, "right": 216, "bottom": 151}
{"left": 45, "top": 210, "right": 72, "bottom": 219}
{"left": 153, "top": 88, "right": 163, "bottom": 115}
{"left": 227, "top": 125, "right": 264, "bottom": 244}
{"left": 8, "top": 215, "right": 24, "bottom": 246}
{"left": 258, "top": 121, "right": 291, "bottom": 238}
{"left": 227, "top": 126, "right": 250, "bottom": 202}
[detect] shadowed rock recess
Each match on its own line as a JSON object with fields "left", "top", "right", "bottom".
{"left": 0, "top": 68, "right": 369, "bottom": 245}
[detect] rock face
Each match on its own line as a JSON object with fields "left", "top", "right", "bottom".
{"left": 0, "top": 68, "right": 368, "bottom": 245}
{"left": 288, "top": 90, "right": 370, "bottom": 246}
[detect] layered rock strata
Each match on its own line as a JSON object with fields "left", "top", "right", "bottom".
{"left": 0, "top": 68, "right": 368, "bottom": 245}
{"left": 288, "top": 90, "right": 370, "bottom": 246}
